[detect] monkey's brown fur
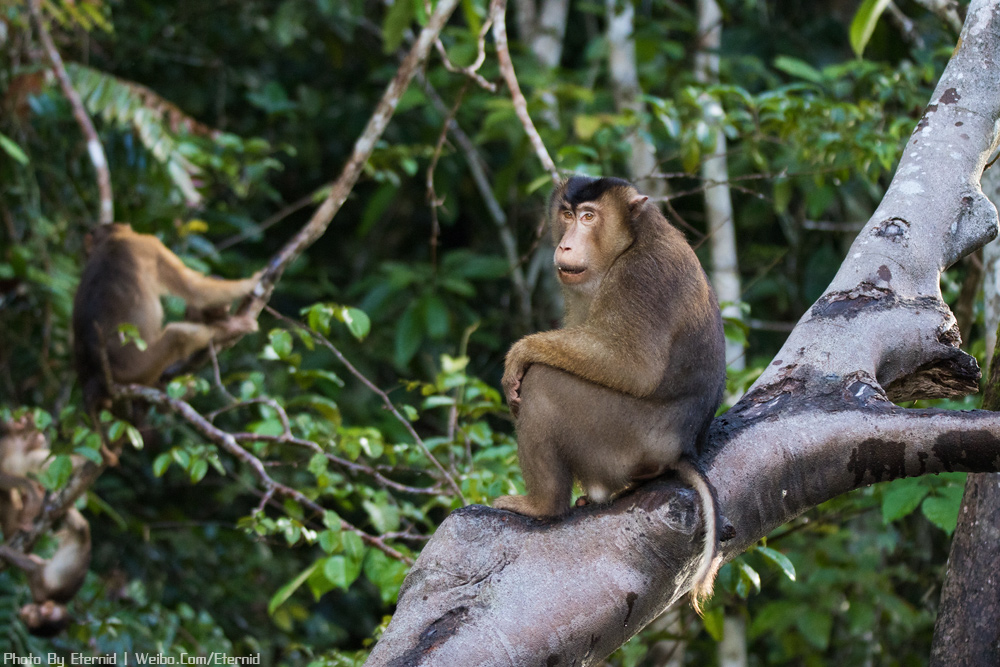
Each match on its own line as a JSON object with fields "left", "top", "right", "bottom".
{"left": 73, "top": 223, "right": 261, "bottom": 413}
{"left": 494, "top": 176, "right": 726, "bottom": 611}
{"left": 0, "top": 418, "right": 91, "bottom": 636}
{"left": 0, "top": 508, "right": 91, "bottom": 637}
{"left": 0, "top": 417, "right": 49, "bottom": 537}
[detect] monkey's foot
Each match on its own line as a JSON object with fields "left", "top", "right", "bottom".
{"left": 574, "top": 495, "right": 590, "bottom": 507}
{"left": 216, "top": 314, "right": 259, "bottom": 339}
{"left": 493, "top": 494, "right": 562, "bottom": 518}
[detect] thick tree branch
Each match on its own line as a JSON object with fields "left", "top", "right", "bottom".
{"left": 27, "top": 0, "right": 113, "bottom": 225}
{"left": 364, "top": 2, "right": 1000, "bottom": 665}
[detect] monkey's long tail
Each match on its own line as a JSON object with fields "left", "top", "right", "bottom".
{"left": 674, "top": 458, "right": 720, "bottom": 616}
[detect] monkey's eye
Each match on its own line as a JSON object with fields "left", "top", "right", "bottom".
{"left": 582, "top": 212, "right": 595, "bottom": 221}
{"left": 562, "top": 210, "right": 573, "bottom": 219}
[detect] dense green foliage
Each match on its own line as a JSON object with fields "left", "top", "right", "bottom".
{"left": 0, "top": 0, "right": 982, "bottom": 664}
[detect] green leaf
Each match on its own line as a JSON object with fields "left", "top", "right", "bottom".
{"left": 527, "top": 174, "right": 553, "bottom": 194}
{"left": 748, "top": 600, "right": 799, "bottom": 639}
{"left": 849, "top": 0, "right": 890, "bottom": 58}
{"left": 756, "top": 546, "right": 796, "bottom": 581}
{"left": 881, "top": 477, "right": 929, "bottom": 523}
{"left": 342, "top": 531, "right": 365, "bottom": 565}
{"left": 734, "top": 561, "right": 761, "bottom": 598}
{"left": 0, "top": 132, "right": 29, "bottom": 165}
{"left": 319, "top": 529, "right": 342, "bottom": 554}
{"left": 152, "top": 453, "right": 173, "bottom": 477}
{"left": 304, "top": 303, "right": 334, "bottom": 335}
{"left": 323, "top": 510, "right": 344, "bottom": 532}
{"left": 336, "top": 306, "right": 371, "bottom": 341}
{"left": 269, "top": 329, "right": 293, "bottom": 359}
{"left": 363, "top": 549, "right": 409, "bottom": 604}
{"left": 574, "top": 115, "right": 603, "bottom": 141}
{"left": 363, "top": 499, "right": 400, "bottom": 534}
{"left": 420, "top": 295, "right": 449, "bottom": 340}
{"left": 702, "top": 606, "right": 724, "bottom": 641}
{"left": 773, "top": 56, "right": 824, "bottom": 84}
{"left": 796, "top": 609, "right": 833, "bottom": 650}
{"left": 922, "top": 485, "right": 964, "bottom": 534}
{"left": 394, "top": 303, "right": 423, "bottom": 367}
{"left": 40, "top": 455, "right": 74, "bottom": 489}
{"left": 268, "top": 560, "right": 321, "bottom": 615}
{"left": 190, "top": 459, "right": 209, "bottom": 483}
{"left": 323, "top": 555, "right": 362, "bottom": 590}
{"left": 117, "top": 323, "right": 147, "bottom": 351}
{"left": 382, "top": 0, "right": 414, "bottom": 52}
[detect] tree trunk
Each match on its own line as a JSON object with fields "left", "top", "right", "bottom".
{"left": 695, "top": 0, "right": 743, "bottom": 372}
{"left": 717, "top": 612, "right": 748, "bottom": 667}
{"left": 929, "top": 167, "right": 1000, "bottom": 667}
{"left": 983, "top": 168, "right": 1000, "bottom": 366}
{"left": 364, "top": 3, "right": 1000, "bottom": 665}
{"left": 606, "top": 0, "right": 664, "bottom": 199}
{"left": 531, "top": 0, "right": 569, "bottom": 69}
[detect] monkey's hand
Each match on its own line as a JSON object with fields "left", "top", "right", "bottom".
{"left": 501, "top": 343, "right": 530, "bottom": 418}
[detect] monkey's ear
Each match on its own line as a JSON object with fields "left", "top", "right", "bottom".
{"left": 628, "top": 195, "right": 649, "bottom": 218}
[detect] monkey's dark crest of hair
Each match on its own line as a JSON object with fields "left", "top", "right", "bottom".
{"left": 556, "top": 175, "right": 635, "bottom": 207}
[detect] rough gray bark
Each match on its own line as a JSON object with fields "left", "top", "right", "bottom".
{"left": 364, "top": 2, "right": 1000, "bottom": 665}
{"left": 929, "top": 166, "right": 1000, "bottom": 666}
{"left": 929, "top": 470, "right": 1000, "bottom": 665}
{"left": 983, "top": 168, "right": 1000, "bottom": 366}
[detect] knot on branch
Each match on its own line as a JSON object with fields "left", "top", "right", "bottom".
{"left": 810, "top": 282, "right": 897, "bottom": 320}
{"left": 942, "top": 188, "right": 999, "bottom": 269}
{"left": 871, "top": 217, "right": 911, "bottom": 244}
{"left": 842, "top": 371, "right": 892, "bottom": 408}
{"left": 884, "top": 345, "right": 981, "bottom": 401}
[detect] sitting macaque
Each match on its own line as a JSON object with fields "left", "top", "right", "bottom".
{"left": 73, "top": 223, "right": 261, "bottom": 413}
{"left": 0, "top": 508, "right": 91, "bottom": 637}
{"left": 494, "top": 176, "right": 727, "bottom": 611}
{"left": 0, "top": 417, "right": 91, "bottom": 636}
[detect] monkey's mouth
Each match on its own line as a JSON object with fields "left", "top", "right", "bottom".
{"left": 557, "top": 264, "right": 587, "bottom": 283}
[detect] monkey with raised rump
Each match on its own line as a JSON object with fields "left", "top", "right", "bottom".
{"left": 73, "top": 223, "right": 262, "bottom": 419}
{"left": 494, "top": 176, "right": 727, "bottom": 612}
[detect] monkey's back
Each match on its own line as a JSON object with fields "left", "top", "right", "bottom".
{"left": 596, "top": 213, "right": 726, "bottom": 452}
{"left": 72, "top": 233, "right": 154, "bottom": 408}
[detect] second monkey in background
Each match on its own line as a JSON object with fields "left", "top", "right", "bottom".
{"left": 494, "top": 176, "right": 727, "bottom": 611}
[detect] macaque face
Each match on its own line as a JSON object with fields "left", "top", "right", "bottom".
{"left": 552, "top": 196, "right": 632, "bottom": 293}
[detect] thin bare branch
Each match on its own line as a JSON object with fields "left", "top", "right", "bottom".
{"left": 215, "top": 189, "right": 321, "bottom": 252}
{"left": 234, "top": 432, "right": 444, "bottom": 496}
{"left": 241, "top": 0, "right": 462, "bottom": 315}
{"left": 27, "top": 0, "right": 113, "bottom": 225}
{"left": 265, "top": 306, "right": 467, "bottom": 504}
{"left": 490, "top": 0, "right": 560, "bottom": 185}
{"left": 114, "top": 383, "right": 413, "bottom": 564}
{"left": 417, "top": 74, "right": 533, "bottom": 328}
{"left": 433, "top": 11, "right": 497, "bottom": 92}
{"left": 426, "top": 85, "right": 467, "bottom": 267}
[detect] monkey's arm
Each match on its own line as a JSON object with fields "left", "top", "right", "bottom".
{"left": 153, "top": 240, "right": 262, "bottom": 309}
{"left": 0, "top": 544, "right": 43, "bottom": 576}
{"left": 502, "top": 328, "right": 666, "bottom": 412}
{"left": 0, "top": 473, "right": 39, "bottom": 495}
